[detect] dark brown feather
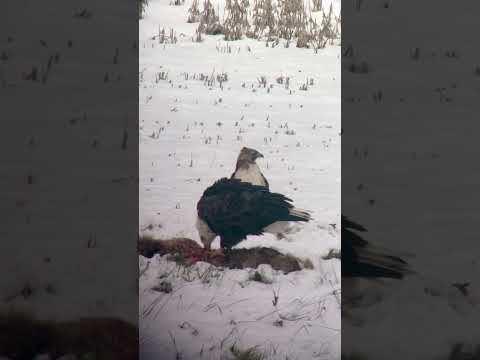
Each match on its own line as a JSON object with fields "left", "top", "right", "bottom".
{"left": 197, "top": 178, "right": 308, "bottom": 248}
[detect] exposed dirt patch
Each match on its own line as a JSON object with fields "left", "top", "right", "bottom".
{"left": 138, "top": 237, "right": 302, "bottom": 273}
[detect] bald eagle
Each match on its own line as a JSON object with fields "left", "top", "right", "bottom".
{"left": 196, "top": 178, "right": 311, "bottom": 250}
{"left": 342, "top": 215, "right": 412, "bottom": 279}
{"left": 230, "top": 146, "right": 296, "bottom": 238}
{"left": 231, "top": 147, "right": 269, "bottom": 188}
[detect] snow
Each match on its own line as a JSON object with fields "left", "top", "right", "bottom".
{"left": 341, "top": 0, "right": 480, "bottom": 359}
{"left": 140, "top": 255, "right": 340, "bottom": 359}
{"left": 139, "top": 0, "right": 341, "bottom": 358}
{"left": 0, "top": 0, "right": 138, "bottom": 326}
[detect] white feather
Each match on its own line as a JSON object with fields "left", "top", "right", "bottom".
{"left": 196, "top": 216, "right": 216, "bottom": 249}
{"left": 232, "top": 163, "right": 267, "bottom": 187}
{"left": 263, "top": 221, "right": 291, "bottom": 234}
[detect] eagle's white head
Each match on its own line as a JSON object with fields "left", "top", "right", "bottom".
{"left": 231, "top": 147, "right": 268, "bottom": 188}
{"left": 236, "top": 147, "right": 264, "bottom": 166}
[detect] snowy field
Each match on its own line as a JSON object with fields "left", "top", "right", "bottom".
{"left": 139, "top": 0, "right": 341, "bottom": 358}
{"left": 0, "top": 0, "right": 138, "bottom": 326}
{"left": 342, "top": 0, "right": 480, "bottom": 359}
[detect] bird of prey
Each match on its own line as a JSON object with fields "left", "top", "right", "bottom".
{"left": 196, "top": 178, "right": 311, "bottom": 250}
{"left": 230, "top": 146, "right": 297, "bottom": 238}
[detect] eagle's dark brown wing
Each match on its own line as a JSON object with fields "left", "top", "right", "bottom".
{"left": 197, "top": 178, "right": 307, "bottom": 248}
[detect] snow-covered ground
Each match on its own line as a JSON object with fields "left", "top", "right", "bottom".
{"left": 139, "top": 0, "right": 341, "bottom": 358}
{"left": 0, "top": 0, "right": 138, "bottom": 326}
{"left": 342, "top": 0, "right": 480, "bottom": 359}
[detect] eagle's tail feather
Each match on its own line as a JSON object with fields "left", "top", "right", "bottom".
{"left": 356, "top": 246, "right": 414, "bottom": 278}
{"left": 288, "top": 207, "right": 312, "bottom": 222}
{"left": 363, "top": 243, "right": 415, "bottom": 259}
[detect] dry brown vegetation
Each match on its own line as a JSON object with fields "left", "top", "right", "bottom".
{"left": 187, "top": 0, "right": 339, "bottom": 49}
{"left": 191, "top": 0, "right": 223, "bottom": 41}
{"left": 230, "top": 344, "right": 266, "bottom": 360}
{"left": 251, "top": 0, "right": 277, "bottom": 40}
{"left": 187, "top": 0, "right": 201, "bottom": 22}
{"left": 224, "top": 0, "right": 251, "bottom": 40}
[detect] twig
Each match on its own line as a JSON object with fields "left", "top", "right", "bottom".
{"left": 168, "top": 330, "right": 182, "bottom": 359}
